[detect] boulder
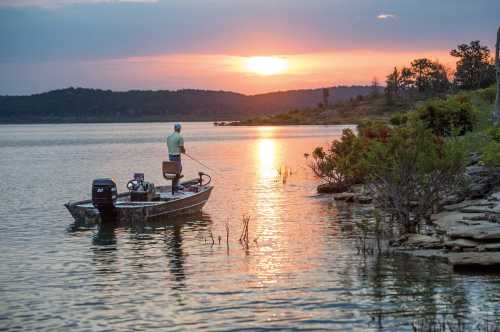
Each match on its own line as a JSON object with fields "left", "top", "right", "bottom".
{"left": 317, "top": 183, "right": 348, "bottom": 194}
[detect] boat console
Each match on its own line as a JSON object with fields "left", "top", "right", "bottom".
{"left": 126, "top": 173, "right": 158, "bottom": 202}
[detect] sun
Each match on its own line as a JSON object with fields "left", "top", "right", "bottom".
{"left": 245, "top": 56, "right": 288, "bottom": 76}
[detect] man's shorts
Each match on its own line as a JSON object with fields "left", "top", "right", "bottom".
{"left": 168, "top": 154, "right": 182, "bottom": 174}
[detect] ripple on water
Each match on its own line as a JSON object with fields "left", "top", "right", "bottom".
{"left": 1, "top": 123, "right": 499, "bottom": 331}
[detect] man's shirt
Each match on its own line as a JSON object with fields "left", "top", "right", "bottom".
{"left": 167, "top": 132, "right": 184, "bottom": 155}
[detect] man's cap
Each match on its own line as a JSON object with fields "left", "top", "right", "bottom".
{"left": 174, "top": 123, "right": 182, "bottom": 130}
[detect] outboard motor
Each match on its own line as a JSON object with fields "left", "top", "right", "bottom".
{"left": 92, "top": 178, "right": 117, "bottom": 215}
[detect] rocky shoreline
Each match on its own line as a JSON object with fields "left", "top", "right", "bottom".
{"left": 397, "top": 190, "right": 500, "bottom": 269}
{"left": 319, "top": 160, "right": 500, "bottom": 269}
{"left": 396, "top": 162, "right": 500, "bottom": 269}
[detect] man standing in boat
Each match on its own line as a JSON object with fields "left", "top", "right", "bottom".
{"left": 167, "top": 123, "right": 186, "bottom": 191}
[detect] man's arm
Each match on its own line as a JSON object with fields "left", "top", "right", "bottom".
{"left": 179, "top": 136, "right": 186, "bottom": 154}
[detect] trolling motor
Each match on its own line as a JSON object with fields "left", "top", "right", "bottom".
{"left": 198, "top": 172, "right": 212, "bottom": 186}
{"left": 92, "top": 178, "right": 117, "bottom": 218}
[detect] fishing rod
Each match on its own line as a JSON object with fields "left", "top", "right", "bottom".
{"left": 184, "top": 152, "right": 220, "bottom": 174}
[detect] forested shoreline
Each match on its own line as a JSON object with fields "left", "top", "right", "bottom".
{"left": 0, "top": 86, "right": 374, "bottom": 124}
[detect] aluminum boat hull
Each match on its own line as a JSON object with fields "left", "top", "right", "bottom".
{"left": 65, "top": 184, "right": 213, "bottom": 225}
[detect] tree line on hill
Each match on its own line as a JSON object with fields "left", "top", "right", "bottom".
{"left": 0, "top": 86, "right": 374, "bottom": 123}
{"left": 384, "top": 40, "right": 497, "bottom": 103}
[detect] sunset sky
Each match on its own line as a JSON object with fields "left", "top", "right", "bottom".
{"left": 1, "top": 0, "right": 499, "bottom": 95}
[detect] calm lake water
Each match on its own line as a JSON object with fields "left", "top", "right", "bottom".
{"left": 1, "top": 122, "right": 500, "bottom": 331}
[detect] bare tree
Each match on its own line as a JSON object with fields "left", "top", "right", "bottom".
{"left": 322, "top": 88, "right": 330, "bottom": 108}
{"left": 494, "top": 27, "right": 500, "bottom": 125}
{"left": 371, "top": 77, "right": 380, "bottom": 97}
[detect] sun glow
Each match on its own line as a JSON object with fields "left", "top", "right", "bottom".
{"left": 245, "top": 56, "right": 288, "bottom": 76}
{"left": 257, "top": 139, "right": 278, "bottom": 179}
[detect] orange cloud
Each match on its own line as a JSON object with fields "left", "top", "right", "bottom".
{"left": 102, "top": 49, "right": 453, "bottom": 94}
{"left": 7, "top": 49, "right": 454, "bottom": 95}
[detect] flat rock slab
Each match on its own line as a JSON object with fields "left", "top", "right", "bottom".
{"left": 465, "top": 165, "right": 490, "bottom": 176}
{"left": 396, "top": 249, "right": 449, "bottom": 260}
{"left": 333, "top": 192, "right": 355, "bottom": 201}
{"left": 447, "top": 252, "right": 500, "bottom": 267}
{"left": 442, "top": 200, "right": 489, "bottom": 212}
{"left": 457, "top": 219, "right": 492, "bottom": 226}
{"left": 478, "top": 242, "right": 500, "bottom": 251}
{"left": 432, "top": 211, "right": 484, "bottom": 230}
{"left": 448, "top": 223, "right": 500, "bottom": 240}
{"left": 444, "top": 238, "right": 480, "bottom": 248}
{"left": 355, "top": 195, "right": 372, "bottom": 204}
{"left": 489, "top": 191, "right": 500, "bottom": 201}
{"left": 317, "top": 183, "right": 348, "bottom": 194}
{"left": 405, "top": 234, "right": 442, "bottom": 248}
{"left": 461, "top": 207, "right": 496, "bottom": 214}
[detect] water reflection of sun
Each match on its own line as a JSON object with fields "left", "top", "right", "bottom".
{"left": 258, "top": 139, "right": 278, "bottom": 179}
{"left": 238, "top": 133, "right": 324, "bottom": 287}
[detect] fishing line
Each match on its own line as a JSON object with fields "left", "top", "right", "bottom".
{"left": 184, "top": 153, "right": 221, "bottom": 174}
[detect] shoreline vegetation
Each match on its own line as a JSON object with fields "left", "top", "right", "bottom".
{"left": 217, "top": 93, "right": 413, "bottom": 126}
{"left": 307, "top": 35, "right": 500, "bottom": 270}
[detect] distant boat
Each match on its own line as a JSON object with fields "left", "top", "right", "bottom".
{"left": 65, "top": 163, "right": 213, "bottom": 225}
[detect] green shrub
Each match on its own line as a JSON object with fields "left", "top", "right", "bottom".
{"left": 309, "top": 129, "right": 367, "bottom": 188}
{"left": 482, "top": 142, "right": 500, "bottom": 166}
{"left": 357, "top": 120, "right": 391, "bottom": 141}
{"left": 363, "top": 121, "right": 467, "bottom": 233}
{"left": 309, "top": 121, "right": 393, "bottom": 188}
{"left": 414, "top": 95, "right": 477, "bottom": 136}
{"left": 487, "top": 127, "right": 500, "bottom": 142}
{"left": 476, "top": 85, "right": 496, "bottom": 104}
{"left": 390, "top": 112, "right": 409, "bottom": 126}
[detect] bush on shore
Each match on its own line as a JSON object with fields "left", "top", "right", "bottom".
{"left": 363, "top": 122, "right": 467, "bottom": 233}
{"left": 414, "top": 95, "right": 477, "bottom": 136}
{"left": 310, "top": 118, "right": 468, "bottom": 234}
{"left": 309, "top": 129, "right": 366, "bottom": 190}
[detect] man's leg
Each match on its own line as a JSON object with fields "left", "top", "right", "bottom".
{"left": 174, "top": 158, "right": 182, "bottom": 191}
{"left": 169, "top": 155, "right": 180, "bottom": 193}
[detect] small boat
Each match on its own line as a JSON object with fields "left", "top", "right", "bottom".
{"left": 65, "top": 161, "right": 213, "bottom": 225}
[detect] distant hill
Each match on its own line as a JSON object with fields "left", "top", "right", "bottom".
{"left": 0, "top": 86, "right": 376, "bottom": 123}
{"left": 228, "top": 94, "right": 412, "bottom": 126}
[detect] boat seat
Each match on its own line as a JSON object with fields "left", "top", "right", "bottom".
{"left": 163, "top": 161, "right": 183, "bottom": 195}
{"left": 162, "top": 161, "right": 183, "bottom": 180}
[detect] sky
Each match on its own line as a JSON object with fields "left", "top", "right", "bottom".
{"left": 0, "top": 0, "right": 499, "bottom": 95}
